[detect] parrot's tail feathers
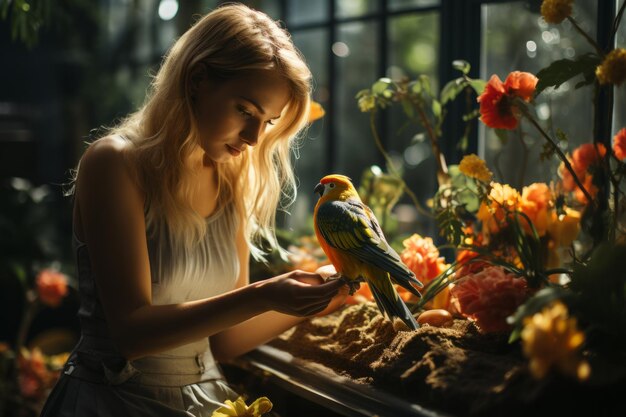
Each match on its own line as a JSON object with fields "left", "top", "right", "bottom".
{"left": 369, "top": 282, "right": 419, "bottom": 331}
{"left": 391, "top": 275, "right": 423, "bottom": 298}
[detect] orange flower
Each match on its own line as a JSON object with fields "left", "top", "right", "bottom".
{"left": 309, "top": 100, "right": 325, "bottom": 123}
{"left": 477, "top": 182, "right": 522, "bottom": 234}
{"left": 571, "top": 143, "right": 606, "bottom": 174}
{"left": 613, "top": 128, "right": 626, "bottom": 161}
{"left": 36, "top": 269, "right": 68, "bottom": 308}
{"left": 478, "top": 72, "right": 538, "bottom": 130}
{"left": 450, "top": 266, "right": 529, "bottom": 333}
{"left": 400, "top": 234, "right": 448, "bottom": 286}
{"left": 574, "top": 174, "right": 598, "bottom": 205}
{"left": 18, "top": 348, "right": 52, "bottom": 400}
{"left": 558, "top": 160, "right": 577, "bottom": 192}
{"left": 520, "top": 183, "right": 552, "bottom": 236}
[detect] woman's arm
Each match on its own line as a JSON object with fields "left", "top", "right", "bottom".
{"left": 210, "top": 222, "right": 348, "bottom": 362}
{"left": 76, "top": 138, "right": 343, "bottom": 360}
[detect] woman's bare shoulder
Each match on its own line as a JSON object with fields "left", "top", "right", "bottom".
{"left": 79, "top": 136, "right": 137, "bottom": 183}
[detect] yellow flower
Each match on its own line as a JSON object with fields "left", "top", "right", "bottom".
{"left": 596, "top": 48, "right": 626, "bottom": 86}
{"left": 309, "top": 100, "right": 325, "bottom": 123}
{"left": 477, "top": 182, "right": 521, "bottom": 234}
{"left": 521, "top": 301, "right": 590, "bottom": 381}
{"left": 358, "top": 93, "right": 376, "bottom": 112}
{"left": 212, "top": 396, "right": 273, "bottom": 417}
{"left": 459, "top": 154, "right": 493, "bottom": 182}
{"left": 540, "top": 0, "right": 573, "bottom": 24}
{"left": 547, "top": 207, "right": 581, "bottom": 247}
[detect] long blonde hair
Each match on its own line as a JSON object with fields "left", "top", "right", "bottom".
{"left": 81, "top": 4, "right": 311, "bottom": 260}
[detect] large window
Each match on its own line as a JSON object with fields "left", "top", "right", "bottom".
{"left": 480, "top": 1, "right": 598, "bottom": 189}
{"left": 103, "top": 0, "right": 622, "bottom": 237}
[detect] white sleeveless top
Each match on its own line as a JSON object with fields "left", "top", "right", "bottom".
{"left": 40, "top": 203, "right": 242, "bottom": 416}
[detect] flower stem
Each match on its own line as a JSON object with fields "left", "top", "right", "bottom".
{"left": 519, "top": 105, "right": 595, "bottom": 206}
{"left": 610, "top": 1, "right": 626, "bottom": 48}
{"left": 15, "top": 291, "right": 38, "bottom": 352}
{"left": 412, "top": 100, "right": 450, "bottom": 186}
{"left": 368, "top": 112, "right": 432, "bottom": 218}
{"left": 567, "top": 16, "right": 603, "bottom": 56}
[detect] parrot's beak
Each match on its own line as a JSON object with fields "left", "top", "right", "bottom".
{"left": 314, "top": 183, "right": 324, "bottom": 197}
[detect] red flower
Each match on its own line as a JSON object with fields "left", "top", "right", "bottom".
{"left": 571, "top": 143, "right": 606, "bottom": 174}
{"left": 450, "top": 266, "right": 529, "bottom": 333}
{"left": 36, "top": 269, "right": 68, "bottom": 307}
{"left": 478, "top": 72, "right": 538, "bottom": 130}
{"left": 613, "top": 128, "right": 626, "bottom": 160}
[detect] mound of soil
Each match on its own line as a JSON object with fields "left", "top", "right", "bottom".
{"left": 269, "top": 303, "right": 626, "bottom": 417}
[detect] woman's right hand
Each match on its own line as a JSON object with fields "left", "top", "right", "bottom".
{"left": 255, "top": 270, "right": 346, "bottom": 317}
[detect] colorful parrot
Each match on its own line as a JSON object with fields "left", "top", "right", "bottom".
{"left": 313, "top": 174, "right": 423, "bottom": 330}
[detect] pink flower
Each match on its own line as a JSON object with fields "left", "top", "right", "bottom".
{"left": 36, "top": 269, "right": 68, "bottom": 307}
{"left": 450, "top": 266, "right": 529, "bottom": 333}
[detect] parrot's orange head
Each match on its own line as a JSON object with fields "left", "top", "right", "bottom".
{"left": 314, "top": 174, "right": 358, "bottom": 200}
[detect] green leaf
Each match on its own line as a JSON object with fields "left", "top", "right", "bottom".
{"left": 401, "top": 99, "right": 414, "bottom": 118}
{"left": 462, "top": 109, "right": 480, "bottom": 122}
{"left": 372, "top": 78, "right": 392, "bottom": 95}
{"left": 467, "top": 78, "right": 487, "bottom": 95}
{"left": 411, "top": 132, "right": 426, "bottom": 144}
{"left": 419, "top": 75, "right": 432, "bottom": 95}
{"left": 452, "top": 60, "right": 471, "bottom": 75}
{"left": 431, "top": 99, "right": 442, "bottom": 118}
{"left": 440, "top": 78, "right": 465, "bottom": 105}
{"left": 535, "top": 53, "right": 602, "bottom": 97}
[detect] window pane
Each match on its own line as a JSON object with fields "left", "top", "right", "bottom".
{"left": 286, "top": 29, "right": 329, "bottom": 231}
{"left": 614, "top": 0, "right": 626, "bottom": 135}
{"left": 386, "top": 12, "right": 440, "bottom": 234}
{"left": 288, "top": 0, "right": 328, "bottom": 25}
{"left": 388, "top": 0, "right": 440, "bottom": 11}
{"left": 480, "top": 1, "right": 597, "bottom": 188}
{"left": 336, "top": 21, "right": 379, "bottom": 181}
{"left": 336, "top": 0, "right": 378, "bottom": 19}
{"left": 257, "top": 0, "right": 282, "bottom": 19}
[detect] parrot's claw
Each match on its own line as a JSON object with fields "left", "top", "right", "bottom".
{"left": 326, "top": 275, "right": 363, "bottom": 295}
{"left": 342, "top": 276, "right": 365, "bottom": 296}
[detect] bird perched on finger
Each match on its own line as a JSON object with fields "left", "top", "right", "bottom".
{"left": 313, "top": 174, "right": 423, "bottom": 330}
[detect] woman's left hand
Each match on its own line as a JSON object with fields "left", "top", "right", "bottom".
{"left": 293, "top": 265, "right": 349, "bottom": 317}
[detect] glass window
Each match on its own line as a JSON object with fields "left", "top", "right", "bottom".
{"left": 480, "top": 1, "right": 597, "bottom": 189}
{"left": 287, "top": 0, "right": 327, "bottom": 25}
{"left": 336, "top": 0, "right": 378, "bottom": 19}
{"left": 285, "top": 28, "right": 329, "bottom": 232}
{"left": 335, "top": 21, "right": 380, "bottom": 182}
{"left": 388, "top": 0, "right": 440, "bottom": 12}
{"left": 386, "top": 11, "right": 440, "bottom": 234}
{"left": 614, "top": 0, "right": 626, "bottom": 135}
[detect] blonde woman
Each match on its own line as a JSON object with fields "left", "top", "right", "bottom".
{"left": 40, "top": 4, "right": 347, "bottom": 416}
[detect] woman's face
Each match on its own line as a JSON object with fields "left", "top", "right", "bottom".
{"left": 192, "top": 69, "right": 292, "bottom": 163}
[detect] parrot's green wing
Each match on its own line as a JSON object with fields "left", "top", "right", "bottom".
{"left": 316, "top": 199, "right": 423, "bottom": 296}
